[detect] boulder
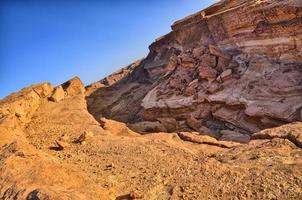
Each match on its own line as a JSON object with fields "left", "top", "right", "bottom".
{"left": 61, "top": 76, "right": 85, "bottom": 96}
{"left": 186, "top": 115, "right": 201, "bottom": 131}
{"left": 180, "top": 54, "right": 195, "bottom": 68}
{"left": 192, "top": 46, "right": 206, "bottom": 59}
{"left": 251, "top": 122, "right": 302, "bottom": 148}
{"left": 49, "top": 86, "right": 65, "bottom": 102}
{"left": 220, "top": 130, "right": 250, "bottom": 143}
{"left": 198, "top": 66, "right": 218, "bottom": 81}
{"left": 157, "top": 117, "right": 178, "bottom": 132}
{"left": 200, "top": 54, "right": 217, "bottom": 68}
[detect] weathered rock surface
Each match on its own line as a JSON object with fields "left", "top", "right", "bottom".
{"left": 86, "top": 0, "right": 302, "bottom": 137}
{"left": 49, "top": 85, "right": 65, "bottom": 102}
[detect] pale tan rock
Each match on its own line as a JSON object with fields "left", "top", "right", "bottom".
{"left": 251, "top": 122, "right": 302, "bottom": 148}
{"left": 219, "top": 69, "right": 232, "bottom": 81}
{"left": 177, "top": 132, "right": 239, "bottom": 148}
{"left": 62, "top": 76, "right": 85, "bottom": 96}
{"left": 100, "top": 117, "right": 139, "bottom": 136}
{"left": 49, "top": 86, "right": 65, "bottom": 102}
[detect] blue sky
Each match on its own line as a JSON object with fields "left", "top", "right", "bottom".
{"left": 0, "top": 0, "right": 216, "bottom": 98}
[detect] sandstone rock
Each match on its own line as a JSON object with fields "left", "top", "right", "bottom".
{"left": 77, "top": 131, "right": 94, "bottom": 144}
{"left": 251, "top": 122, "right": 302, "bottom": 148}
{"left": 218, "top": 69, "right": 232, "bottom": 82}
{"left": 100, "top": 117, "right": 139, "bottom": 136}
{"left": 0, "top": 83, "right": 54, "bottom": 124}
{"left": 129, "top": 121, "right": 167, "bottom": 133}
{"left": 166, "top": 55, "right": 178, "bottom": 71}
{"left": 217, "top": 57, "right": 231, "bottom": 71}
{"left": 186, "top": 115, "right": 201, "bottom": 131}
{"left": 157, "top": 117, "right": 178, "bottom": 132}
{"left": 177, "top": 132, "right": 239, "bottom": 148}
{"left": 180, "top": 54, "right": 195, "bottom": 68}
{"left": 200, "top": 54, "right": 217, "bottom": 68}
{"left": 220, "top": 130, "right": 250, "bottom": 143}
{"left": 192, "top": 46, "right": 206, "bottom": 59}
{"left": 198, "top": 66, "right": 218, "bottom": 81}
{"left": 184, "top": 79, "right": 199, "bottom": 96}
{"left": 62, "top": 76, "right": 85, "bottom": 96}
{"left": 49, "top": 86, "right": 65, "bottom": 102}
{"left": 209, "top": 45, "right": 231, "bottom": 60}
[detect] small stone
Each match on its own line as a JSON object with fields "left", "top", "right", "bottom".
{"left": 77, "top": 131, "right": 94, "bottom": 144}
{"left": 55, "top": 140, "right": 70, "bottom": 150}
{"left": 218, "top": 69, "right": 232, "bottom": 82}
{"left": 106, "top": 163, "right": 114, "bottom": 168}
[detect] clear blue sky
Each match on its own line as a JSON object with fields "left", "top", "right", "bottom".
{"left": 0, "top": 0, "right": 216, "bottom": 98}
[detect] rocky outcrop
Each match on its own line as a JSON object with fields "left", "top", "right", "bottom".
{"left": 87, "top": 0, "right": 302, "bottom": 137}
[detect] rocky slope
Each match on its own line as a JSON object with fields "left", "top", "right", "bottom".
{"left": 1, "top": 0, "right": 302, "bottom": 199}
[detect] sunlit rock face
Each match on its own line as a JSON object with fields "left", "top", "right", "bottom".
{"left": 87, "top": 0, "right": 302, "bottom": 136}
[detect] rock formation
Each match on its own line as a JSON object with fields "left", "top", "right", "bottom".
{"left": 87, "top": 0, "right": 302, "bottom": 138}
{"left": 1, "top": 0, "right": 302, "bottom": 199}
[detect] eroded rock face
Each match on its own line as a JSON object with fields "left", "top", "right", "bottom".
{"left": 86, "top": 0, "right": 302, "bottom": 137}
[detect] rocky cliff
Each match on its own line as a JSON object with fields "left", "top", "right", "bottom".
{"left": 87, "top": 0, "right": 302, "bottom": 139}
